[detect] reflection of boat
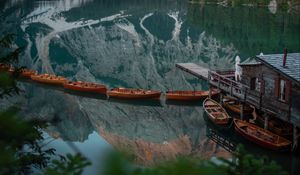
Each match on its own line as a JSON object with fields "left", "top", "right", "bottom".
{"left": 203, "top": 110, "right": 236, "bottom": 153}
{"left": 203, "top": 98, "right": 231, "bottom": 125}
{"left": 166, "top": 89, "right": 219, "bottom": 101}
{"left": 223, "top": 96, "right": 253, "bottom": 114}
{"left": 63, "top": 81, "right": 107, "bottom": 94}
{"left": 107, "top": 88, "right": 161, "bottom": 99}
{"left": 165, "top": 100, "right": 203, "bottom": 107}
{"left": 64, "top": 89, "right": 108, "bottom": 100}
{"left": 234, "top": 119, "right": 291, "bottom": 150}
{"left": 108, "top": 98, "right": 162, "bottom": 107}
{"left": 256, "top": 114, "right": 293, "bottom": 136}
{"left": 31, "top": 74, "right": 68, "bottom": 85}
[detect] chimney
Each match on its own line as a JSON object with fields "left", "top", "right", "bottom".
{"left": 283, "top": 48, "right": 287, "bottom": 67}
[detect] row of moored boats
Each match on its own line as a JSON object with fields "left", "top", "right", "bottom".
{"left": 203, "top": 98, "right": 292, "bottom": 151}
{"left": 0, "top": 64, "right": 219, "bottom": 100}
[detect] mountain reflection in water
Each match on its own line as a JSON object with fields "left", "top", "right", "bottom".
{"left": 0, "top": 0, "right": 299, "bottom": 174}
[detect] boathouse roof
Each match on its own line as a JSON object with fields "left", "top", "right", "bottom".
{"left": 239, "top": 60, "right": 261, "bottom": 66}
{"left": 256, "top": 53, "right": 300, "bottom": 85}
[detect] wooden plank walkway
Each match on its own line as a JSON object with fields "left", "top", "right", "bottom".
{"left": 175, "top": 63, "right": 209, "bottom": 80}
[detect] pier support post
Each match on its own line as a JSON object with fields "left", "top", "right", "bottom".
{"left": 240, "top": 103, "right": 244, "bottom": 120}
{"left": 292, "top": 126, "right": 299, "bottom": 151}
{"left": 264, "top": 114, "right": 269, "bottom": 129}
{"left": 220, "top": 93, "right": 223, "bottom": 105}
{"left": 208, "top": 71, "right": 212, "bottom": 99}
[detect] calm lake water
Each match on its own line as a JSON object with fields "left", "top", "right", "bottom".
{"left": 0, "top": 0, "right": 299, "bottom": 174}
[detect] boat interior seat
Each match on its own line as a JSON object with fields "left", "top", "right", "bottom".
{"left": 205, "top": 104, "right": 219, "bottom": 107}
{"left": 211, "top": 112, "right": 223, "bottom": 115}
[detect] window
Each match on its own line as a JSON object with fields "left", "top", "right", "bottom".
{"left": 250, "top": 77, "right": 261, "bottom": 92}
{"left": 255, "top": 78, "right": 261, "bottom": 92}
{"left": 279, "top": 79, "right": 286, "bottom": 101}
{"left": 275, "top": 77, "right": 290, "bottom": 103}
{"left": 250, "top": 78, "right": 256, "bottom": 90}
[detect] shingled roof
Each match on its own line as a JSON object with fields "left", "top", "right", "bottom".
{"left": 256, "top": 53, "right": 300, "bottom": 85}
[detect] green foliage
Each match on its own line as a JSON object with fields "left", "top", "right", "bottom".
{"left": 187, "top": 2, "right": 300, "bottom": 59}
{"left": 0, "top": 33, "right": 91, "bottom": 175}
{"left": 216, "top": 145, "right": 288, "bottom": 175}
{"left": 44, "top": 154, "right": 91, "bottom": 175}
{"left": 0, "top": 71, "right": 20, "bottom": 98}
{"left": 189, "top": 0, "right": 300, "bottom": 7}
{"left": 0, "top": 33, "right": 23, "bottom": 64}
{"left": 103, "top": 151, "right": 136, "bottom": 175}
{"left": 0, "top": 107, "right": 55, "bottom": 174}
{"left": 102, "top": 145, "right": 287, "bottom": 175}
{"left": 140, "top": 159, "right": 222, "bottom": 175}
{"left": 0, "top": 34, "right": 22, "bottom": 98}
{"left": 0, "top": 106, "right": 91, "bottom": 175}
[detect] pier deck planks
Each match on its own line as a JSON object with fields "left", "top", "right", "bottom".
{"left": 175, "top": 63, "right": 209, "bottom": 80}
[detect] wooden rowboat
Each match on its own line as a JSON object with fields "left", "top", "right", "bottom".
{"left": 0, "top": 64, "right": 11, "bottom": 71}
{"left": 203, "top": 98, "right": 231, "bottom": 125}
{"left": 1, "top": 66, "right": 37, "bottom": 78}
{"left": 31, "top": 74, "right": 67, "bottom": 85}
{"left": 234, "top": 119, "right": 291, "bottom": 150}
{"left": 107, "top": 88, "right": 161, "bottom": 99}
{"left": 256, "top": 114, "right": 293, "bottom": 136}
{"left": 63, "top": 81, "right": 107, "bottom": 94}
{"left": 166, "top": 89, "right": 219, "bottom": 101}
{"left": 223, "top": 97, "right": 253, "bottom": 114}
{"left": 19, "top": 69, "right": 37, "bottom": 78}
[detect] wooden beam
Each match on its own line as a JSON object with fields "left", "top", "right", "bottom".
{"left": 264, "top": 114, "right": 269, "bottom": 130}
{"left": 240, "top": 103, "right": 244, "bottom": 120}
{"left": 292, "top": 126, "right": 298, "bottom": 151}
{"left": 220, "top": 93, "right": 223, "bottom": 105}
{"left": 208, "top": 71, "right": 211, "bottom": 99}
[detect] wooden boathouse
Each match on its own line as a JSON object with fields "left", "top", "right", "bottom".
{"left": 176, "top": 52, "right": 300, "bottom": 151}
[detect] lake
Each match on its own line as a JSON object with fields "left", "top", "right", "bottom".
{"left": 0, "top": 0, "right": 299, "bottom": 174}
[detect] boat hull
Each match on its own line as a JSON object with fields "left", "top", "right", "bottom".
{"left": 63, "top": 82, "right": 107, "bottom": 94}
{"left": 234, "top": 119, "right": 291, "bottom": 151}
{"left": 166, "top": 90, "right": 219, "bottom": 101}
{"left": 20, "top": 70, "right": 37, "bottom": 78}
{"left": 108, "top": 88, "right": 161, "bottom": 99}
{"left": 203, "top": 98, "right": 231, "bottom": 125}
{"left": 223, "top": 98, "right": 253, "bottom": 114}
{"left": 0, "top": 64, "right": 11, "bottom": 71}
{"left": 31, "top": 74, "right": 67, "bottom": 85}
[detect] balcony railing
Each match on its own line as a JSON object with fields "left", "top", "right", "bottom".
{"left": 208, "top": 71, "right": 261, "bottom": 108}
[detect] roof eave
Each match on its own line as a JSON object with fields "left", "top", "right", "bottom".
{"left": 239, "top": 62, "right": 262, "bottom": 67}
{"left": 256, "top": 55, "right": 300, "bottom": 86}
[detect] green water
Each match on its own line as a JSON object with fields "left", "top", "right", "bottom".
{"left": 0, "top": 0, "right": 299, "bottom": 174}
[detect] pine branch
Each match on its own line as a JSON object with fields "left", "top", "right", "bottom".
{"left": 0, "top": 33, "right": 16, "bottom": 48}
{"left": 0, "top": 47, "right": 24, "bottom": 63}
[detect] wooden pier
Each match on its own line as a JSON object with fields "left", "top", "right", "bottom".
{"left": 176, "top": 58, "right": 300, "bottom": 151}
{"left": 176, "top": 63, "right": 209, "bottom": 80}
